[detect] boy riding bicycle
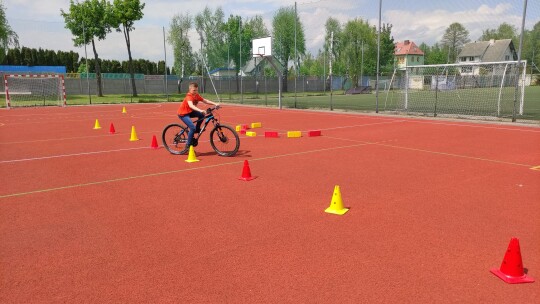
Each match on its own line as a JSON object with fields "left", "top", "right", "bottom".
{"left": 177, "top": 82, "right": 219, "bottom": 150}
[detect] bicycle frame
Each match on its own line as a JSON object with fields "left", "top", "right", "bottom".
{"left": 162, "top": 105, "right": 239, "bottom": 157}
{"left": 192, "top": 108, "right": 219, "bottom": 139}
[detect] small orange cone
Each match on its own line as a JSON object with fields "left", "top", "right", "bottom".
{"left": 129, "top": 126, "right": 139, "bottom": 141}
{"left": 490, "top": 237, "right": 535, "bottom": 283}
{"left": 109, "top": 123, "right": 116, "bottom": 134}
{"left": 150, "top": 135, "right": 159, "bottom": 149}
{"left": 93, "top": 119, "right": 101, "bottom": 129}
{"left": 325, "top": 185, "right": 349, "bottom": 215}
{"left": 122, "top": 106, "right": 127, "bottom": 114}
{"left": 185, "top": 146, "right": 200, "bottom": 163}
{"left": 238, "top": 160, "right": 256, "bottom": 181}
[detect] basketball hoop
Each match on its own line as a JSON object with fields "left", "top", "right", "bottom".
{"left": 252, "top": 37, "right": 271, "bottom": 58}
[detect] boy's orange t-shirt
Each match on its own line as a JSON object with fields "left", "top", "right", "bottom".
{"left": 177, "top": 92, "right": 204, "bottom": 115}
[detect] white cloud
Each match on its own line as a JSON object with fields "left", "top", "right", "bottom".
{"left": 4, "top": 0, "right": 539, "bottom": 65}
{"left": 385, "top": 3, "right": 525, "bottom": 45}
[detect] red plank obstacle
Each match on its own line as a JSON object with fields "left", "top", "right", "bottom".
{"left": 264, "top": 131, "right": 279, "bottom": 138}
{"left": 308, "top": 130, "right": 321, "bottom": 137}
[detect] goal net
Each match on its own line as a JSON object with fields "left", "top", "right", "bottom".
{"left": 4, "top": 74, "right": 67, "bottom": 108}
{"left": 384, "top": 61, "right": 526, "bottom": 119}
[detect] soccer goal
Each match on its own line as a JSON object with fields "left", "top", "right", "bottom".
{"left": 384, "top": 61, "right": 526, "bottom": 119}
{"left": 3, "top": 74, "right": 67, "bottom": 108}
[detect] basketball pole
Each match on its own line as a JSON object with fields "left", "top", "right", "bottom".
{"left": 376, "top": 0, "right": 382, "bottom": 113}
{"left": 263, "top": 55, "right": 282, "bottom": 109}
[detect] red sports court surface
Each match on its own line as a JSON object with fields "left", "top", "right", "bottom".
{"left": 1, "top": 103, "right": 539, "bottom": 303}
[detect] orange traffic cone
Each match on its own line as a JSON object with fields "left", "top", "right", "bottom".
{"left": 238, "top": 160, "right": 256, "bottom": 181}
{"left": 150, "top": 135, "right": 159, "bottom": 149}
{"left": 490, "top": 237, "right": 534, "bottom": 283}
{"left": 109, "top": 123, "right": 116, "bottom": 134}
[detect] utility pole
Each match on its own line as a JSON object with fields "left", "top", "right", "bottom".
{"left": 239, "top": 18, "right": 243, "bottom": 104}
{"left": 294, "top": 2, "right": 297, "bottom": 108}
{"left": 376, "top": 0, "right": 382, "bottom": 113}
{"left": 330, "top": 31, "right": 333, "bottom": 111}
{"left": 512, "top": 0, "right": 528, "bottom": 122}
{"left": 163, "top": 26, "right": 168, "bottom": 101}
{"left": 82, "top": 21, "right": 91, "bottom": 104}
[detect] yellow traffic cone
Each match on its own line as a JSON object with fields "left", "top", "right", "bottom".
{"left": 122, "top": 106, "right": 127, "bottom": 114}
{"left": 185, "top": 146, "right": 200, "bottom": 163}
{"left": 325, "top": 185, "right": 349, "bottom": 215}
{"left": 93, "top": 119, "right": 101, "bottom": 129}
{"left": 129, "top": 126, "right": 139, "bottom": 141}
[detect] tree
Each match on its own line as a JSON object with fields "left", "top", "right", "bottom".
{"left": 379, "top": 23, "right": 395, "bottom": 75}
{"left": 440, "top": 22, "right": 470, "bottom": 63}
{"left": 272, "top": 6, "right": 306, "bottom": 92}
{"left": 111, "top": 0, "right": 145, "bottom": 97}
{"left": 522, "top": 21, "right": 540, "bottom": 74}
{"left": 324, "top": 17, "right": 346, "bottom": 78}
{"left": 299, "top": 52, "right": 324, "bottom": 76}
{"left": 61, "top": 0, "right": 114, "bottom": 96}
{"left": 221, "top": 14, "right": 268, "bottom": 92}
{"left": 341, "top": 18, "right": 375, "bottom": 88}
{"left": 222, "top": 15, "right": 244, "bottom": 93}
{"left": 480, "top": 22, "right": 519, "bottom": 49}
{"left": 168, "top": 13, "right": 194, "bottom": 92}
{"left": 420, "top": 42, "right": 449, "bottom": 65}
{"left": 247, "top": 15, "right": 269, "bottom": 40}
{"left": 195, "top": 6, "right": 226, "bottom": 71}
{"left": 0, "top": 3, "right": 19, "bottom": 64}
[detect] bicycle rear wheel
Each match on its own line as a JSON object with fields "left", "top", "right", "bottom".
{"left": 210, "top": 125, "right": 240, "bottom": 157}
{"left": 162, "top": 123, "right": 189, "bottom": 155}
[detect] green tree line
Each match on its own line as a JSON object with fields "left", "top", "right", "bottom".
{"left": 0, "top": 46, "right": 171, "bottom": 75}
{"left": 3, "top": 1, "right": 540, "bottom": 94}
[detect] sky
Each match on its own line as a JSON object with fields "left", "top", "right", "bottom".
{"left": 4, "top": 0, "right": 540, "bottom": 66}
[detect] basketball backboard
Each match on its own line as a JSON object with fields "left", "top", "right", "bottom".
{"left": 252, "top": 37, "right": 272, "bottom": 57}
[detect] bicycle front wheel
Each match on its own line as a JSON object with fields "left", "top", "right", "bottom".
{"left": 162, "top": 123, "right": 189, "bottom": 155}
{"left": 210, "top": 125, "right": 240, "bottom": 157}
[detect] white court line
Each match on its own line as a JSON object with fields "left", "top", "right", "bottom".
{"left": 260, "top": 119, "right": 406, "bottom": 133}
{"left": 319, "top": 120, "right": 406, "bottom": 131}
{"left": 0, "top": 142, "right": 374, "bottom": 199}
{"left": 0, "top": 146, "right": 154, "bottom": 164}
{"left": 0, "top": 103, "right": 164, "bottom": 118}
{"left": 0, "top": 130, "right": 161, "bottom": 145}
{"left": 1, "top": 137, "right": 535, "bottom": 199}
{"left": 407, "top": 119, "right": 540, "bottom": 133}
{"left": 249, "top": 106, "right": 540, "bottom": 132}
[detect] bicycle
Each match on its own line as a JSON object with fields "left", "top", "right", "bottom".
{"left": 162, "top": 106, "right": 240, "bottom": 157}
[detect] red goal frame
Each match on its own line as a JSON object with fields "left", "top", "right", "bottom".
{"left": 4, "top": 74, "right": 67, "bottom": 109}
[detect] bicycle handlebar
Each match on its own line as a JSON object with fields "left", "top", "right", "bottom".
{"left": 206, "top": 105, "right": 221, "bottom": 114}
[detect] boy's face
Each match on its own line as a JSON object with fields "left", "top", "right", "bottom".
{"left": 189, "top": 85, "right": 199, "bottom": 94}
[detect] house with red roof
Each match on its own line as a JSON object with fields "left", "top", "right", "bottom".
{"left": 394, "top": 40, "right": 425, "bottom": 69}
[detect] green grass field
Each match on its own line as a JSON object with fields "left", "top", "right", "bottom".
{"left": 3, "top": 86, "right": 540, "bottom": 122}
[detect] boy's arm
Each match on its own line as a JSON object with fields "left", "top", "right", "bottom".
{"left": 187, "top": 100, "right": 206, "bottom": 114}
{"left": 202, "top": 98, "right": 219, "bottom": 106}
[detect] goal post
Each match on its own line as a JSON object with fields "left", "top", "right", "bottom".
{"left": 384, "top": 61, "right": 526, "bottom": 119}
{"left": 4, "top": 74, "right": 67, "bottom": 109}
